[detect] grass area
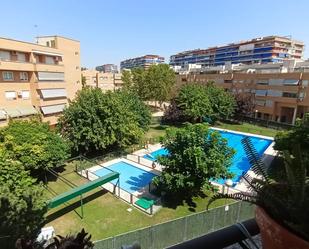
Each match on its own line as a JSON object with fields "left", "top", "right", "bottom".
{"left": 213, "top": 121, "right": 278, "bottom": 137}
{"left": 44, "top": 162, "right": 231, "bottom": 240}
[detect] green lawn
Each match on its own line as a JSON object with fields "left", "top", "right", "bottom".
{"left": 214, "top": 121, "right": 278, "bottom": 137}
{"left": 44, "top": 162, "right": 231, "bottom": 240}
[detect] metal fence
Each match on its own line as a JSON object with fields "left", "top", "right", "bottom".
{"left": 94, "top": 201, "right": 255, "bottom": 249}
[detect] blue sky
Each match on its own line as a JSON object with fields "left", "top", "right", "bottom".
{"left": 1, "top": 0, "right": 309, "bottom": 68}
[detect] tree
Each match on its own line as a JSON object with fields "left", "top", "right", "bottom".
{"left": 81, "top": 75, "right": 87, "bottom": 88}
{"left": 0, "top": 150, "right": 47, "bottom": 249}
{"left": 153, "top": 124, "right": 235, "bottom": 198}
{"left": 115, "top": 90, "right": 151, "bottom": 131}
{"left": 145, "top": 64, "right": 176, "bottom": 103}
{"left": 0, "top": 119, "right": 70, "bottom": 173}
{"left": 175, "top": 83, "right": 212, "bottom": 122}
{"left": 205, "top": 82, "right": 236, "bottom": 121}
{"left": 121, "top": 64, "right": 176, "bottom": 102}
{"left": 58, "top": 87, "right": 151, "bottom": 154}
{"left": 233, "top": 91, "right": 255, "bottom": 118}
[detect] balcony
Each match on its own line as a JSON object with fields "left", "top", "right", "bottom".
{"left": 0, "top": 59, "right": 34, "bottom": 71}
{"left": 35, "top": 63, "right": 64, "bottom": 73}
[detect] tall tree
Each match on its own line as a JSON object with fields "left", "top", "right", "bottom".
{"left": 175, "top": 83, "right": 212, "bottom": 122}
{"left": 145, "top": 64, "right": 176, "bottom": 103}
{"left": 205, "top": 82, "right": 236, "bottom": 121}
{"left": 0, "top": 119, "right": 70, "bottom": 173}
{"left": 58, "top": 87, "right": 151, "bottom": 154}
{"left": 153, "top": 124, "right": 234, "bottom": 198}
{"left": 233, "top": 91, "right": 255, "bottom": 118}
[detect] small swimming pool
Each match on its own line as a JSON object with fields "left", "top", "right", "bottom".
{"left": 143, "top": 148, "right": 169, "bottom": 161}
{"left": 94, "top": 161, "right": 157, "bottom": 193}
{"left": 143, "top": 130, "right": 272, "bottom": 185}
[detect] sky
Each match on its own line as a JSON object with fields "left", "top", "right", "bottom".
{"left": 1, "top": 0, "right": 309, "bottom": 68}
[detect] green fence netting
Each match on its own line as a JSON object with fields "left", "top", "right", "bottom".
{"left": 94, "top": 201, "right": 255, "bottom": 249}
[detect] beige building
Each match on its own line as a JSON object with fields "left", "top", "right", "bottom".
{"left": 177, "top": 72, "right": 309, "bottom": 125}
{"left": 82, "top": 69, "right": 123, "bottom": 91}
{"left": 0, "top": 35, "right": 81, "bottom": 126}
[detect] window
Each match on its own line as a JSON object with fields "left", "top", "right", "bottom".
{"left": 45, "top": 56, "right": 55, "bottom": 64}
{"left": 21, "top": 90, "right": 30, "bottom": 99}
{"left": 75, "top": 51, "right": 79, "bottom": 55}
{"left": 2, "top": 71, "right": 13, "bottom": 81}
{"left": 20, "top": 72, "right": 28, "bottom": 81}
{"left": 50, "top": 40, "right": 56, "bottom": 48}
{"left": 282, "top": 92, "right": 297, "bottom": 98}
{"left": 5, "top": 91, "right": 16, "bottom": 100}
{"left": 46, "top": 41, "right": 50, "bottom": 47}
{"left": 17, "top": 52, "right": 26, "bottom": 62}
{"left": 302, "top": 80, "right": 308, "bottom": 87}
{"left": 0, "top": 50, "right": 10, "bottom": 60}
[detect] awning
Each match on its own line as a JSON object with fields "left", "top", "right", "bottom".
{"left": 41, "top": 104, "right": 66, "bottom": 115}
{"left": 4, "top": 106, "right": 38, "bottom": 118}
{"left": 0, "top": 110, "right": 6, "bottom": 120}
{"left": 18, "top": 106, "right": 38, "bottom": 116}
{"left": 40, "top": 88, "right": 67, "bottom": 99}
{"left": 5, "top": 108, "right": 22, "bottom": 118}
{"left": 38, "top": 72, "right": 65, "bottom": 81}
{"left": 32, "top": 50, "right": 63, "bottom": 57}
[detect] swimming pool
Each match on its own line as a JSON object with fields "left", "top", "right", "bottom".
{"left": 143, "top": 148, "right": 169, "bottom": 161}
{"left": 94, "top": 161, "right": 157, "bottom": 193}
{"left": 143, "top": 130, "right": 272, "bottom": 185}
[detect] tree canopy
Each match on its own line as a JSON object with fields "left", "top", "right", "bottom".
{"left": 0, "top": 119, "right": 70, "bottom": 173}
{"left": 163, "top": 82, "right": 236, "bottom": 123}
{"left": 121, "top": 64, "right": 175, "bottom": 102}
{"left": 153, "top": 124, "right": 235, "bottom": 198}
{"left": 58, "top": 87, "right": 151, "bottom": 154}
{"left": 0, "top": 150, "right": 47, "bottom": 249}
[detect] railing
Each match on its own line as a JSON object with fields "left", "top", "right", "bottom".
{"left": 94, "top": 201, "right": 255, "bottom": 249}
{"left": 166, "top": 218, "right": 260, "bottom": 249}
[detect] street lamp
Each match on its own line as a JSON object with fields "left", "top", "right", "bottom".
{"left": 224, "top": 179, "right": 233, "bottom": 211}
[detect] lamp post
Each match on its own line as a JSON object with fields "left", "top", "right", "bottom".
{"left": 255, "top": 109, "right": 258, "bottom": 119}
{"left": 224, "top": 179, "right": 233, "bottom": 211}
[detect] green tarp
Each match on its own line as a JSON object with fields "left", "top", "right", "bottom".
{"left": 48, "top": 172, "right": 119, "bottom": 209}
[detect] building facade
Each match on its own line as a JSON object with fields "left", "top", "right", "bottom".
{"left": 120, "top": 55, "right": 165, "bottom": 70}
{"left": 176, "top": 72, "right": 309, "bottom": 125}
{"left": 95, "top": 64, "right": 118, "bottom": 73}
{"left": 82, "top": 69, "right": 123, "bottom": 91}
{"left": 170, "top": 36, "right": 304, "bottom": 68}
{"left": 0, "top": 35, "right": 81, "bottom": 126}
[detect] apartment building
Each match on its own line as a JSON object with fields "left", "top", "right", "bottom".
{"left": 82, "top": 69, "right": 123, "bottom": 91}
{"left": 170, "top": 36, "right": 304, "bottom": 68}
{"left": 120, "top": 55, "right": 165, "bottom": 70}
{"left": 176, "top": 71, "right": 309, "bottom": 125}
{"left": 95, "top": 64, "right": 118, "bottom": 73}
{"left": 0, "top": 35, "right": 81, "bottom": 126}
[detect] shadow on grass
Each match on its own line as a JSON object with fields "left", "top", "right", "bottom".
{"left": 160, "top": 191, "right": 207, "bottom": 213}
{"left": 45, "top": 189, "right": 108, "bottom": 223}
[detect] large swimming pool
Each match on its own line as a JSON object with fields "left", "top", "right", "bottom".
{"left": 94, "top": 161, "right": 157, "bottom": 193}
{"left": 143, "top": 130, "right": 272, "bottom": 185}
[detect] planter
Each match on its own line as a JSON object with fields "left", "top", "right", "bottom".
{"left": 255, "top": 207, "right": 309, "bottom": 249}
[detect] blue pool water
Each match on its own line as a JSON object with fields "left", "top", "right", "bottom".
{"left": 143, "top": 130, "right": 272, "bottom": 185}
{"left": 94, "top": 161, "right": 157, "bottom": 193}
{"left": 143, "top": 148, "right": 169, "bottom": 161}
